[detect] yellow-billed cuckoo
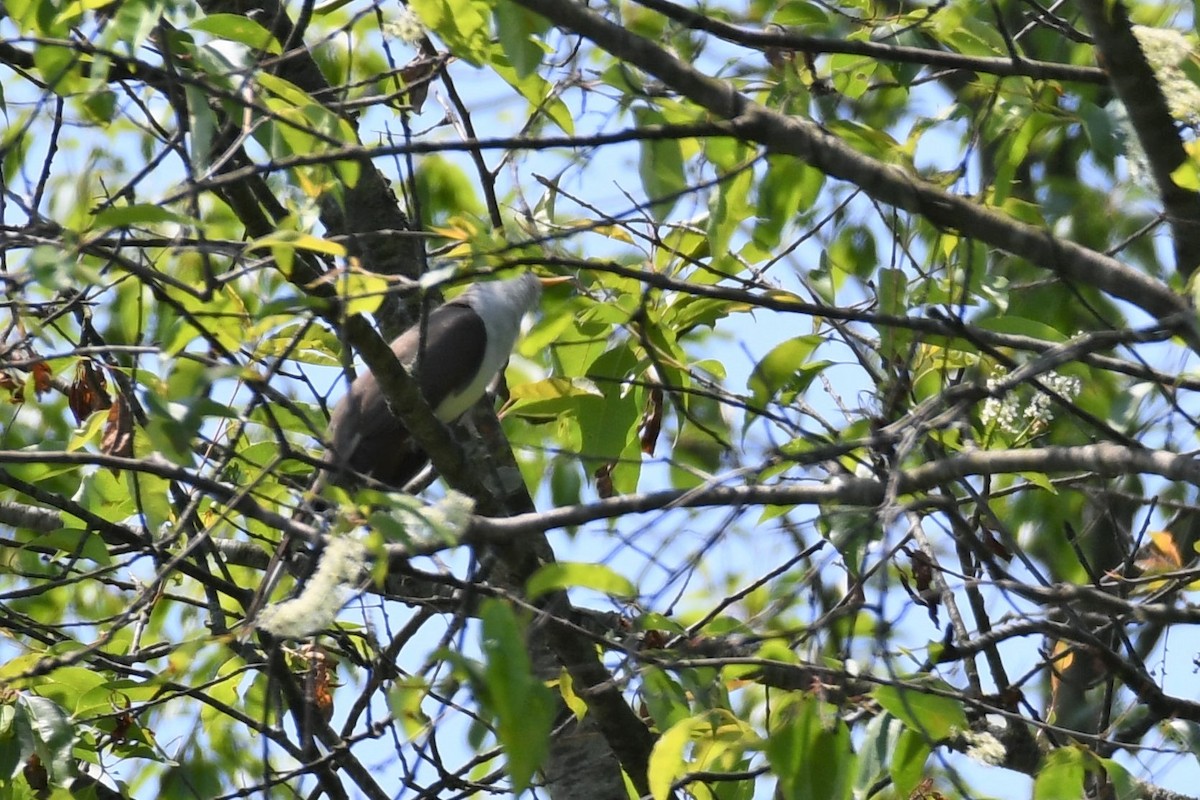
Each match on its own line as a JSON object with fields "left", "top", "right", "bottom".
{"left": 324, "top": 273, "right": 557, "bottom": 489}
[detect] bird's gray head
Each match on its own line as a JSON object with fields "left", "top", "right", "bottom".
{"left": 459, "top": 273, "right": 543, "bottom": 320}
{"left": 457, "top": 273, "right": 544, "bottom": 346}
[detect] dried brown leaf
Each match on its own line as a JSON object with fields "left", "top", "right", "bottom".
{"left": 638, "top": 386, "right": 664, "bottom": 456}
{"left": 31, "top": 361, "right": 51, "bottom": 396}
{"left": 594, "top": 462, "right": 615, "bottom": 499}
{"left": 101, "top": 394, "right": 134, "bottom": 472}
{"left": 68, "top": 360, "right": 111, "bottom": 423}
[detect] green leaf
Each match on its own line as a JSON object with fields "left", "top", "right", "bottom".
{"left": 854, "top": 713, "right": 929, "bottom": 798}
{"left": 24, "top": 528, "right": 112, "bottom": 565}
{"left": 82, "top": 88, "right": 117, "bottom": 124}
{"left": 92, "top": 204, "right": 196, "bottom": 230}
{"left": 252, "top": 73, "right": 361, "bottom": 190}
{"left": 410, "top": 0, "right": 493, "bottom": 67}
{"left": 254, "top": 323, "right": 341, "bottom": 366}
{"left": 248, "top": 230, "right": 347, "bottom": 258}
{"left": 824, "top": 119, "right": 903, "bottom": 163}
{"left": 478, "top": 600, "right": 553, "bottom": 793}
{"left": 975, "top": 315, "right": 1067, "bottom": 342}
{"left": 526, "top": 562, "right": 636, "bottom": 600}
{"left": 387, "top": 678, "right": 431, "bottom": 738}
{"left": 765, "top": 694, "right": 854, "bottom": 800}
{"left": 773, "top": 0, "right": 830, "bottom": 25}
{"left": 493, "top": 0, "right": 547, "bottom": 78}
{"left": 190, "top": 13, "right": 282, "bottom": 54}
{"left": 638, "top": 613, "right": 687, "bottom": 635}
{"left": 0, "top": 703, "right": 22, "bottom": 781}
{"left": 1078, "top": 101, "right": 1119, "bottom": 165}
{"left": 185, "top": 84, "right": 217, "bottom": 175}
{"left": 890, "top": 728, "right": 930, "bottom": 797}
{"left": 1018, "top": 471, "right": 1057, "bottom": 494}
{"left": 854, "top": 713, "right": 905, "bottom": 797}
{"left": 634, "top": 107, "right": 687, "bottom": 221}
{"left": 162, "top": 758, "right": 224, "bottom": 797}
{"left": 1097, "top": 756, "right": 1141, "bottom": 800}
{"left": 53, "top": 0, "right": 112, "bottom": 29}
{"left": 247, "top": 230, "right": 347, "bottom": 283}
{"left": 708, "top": 165, "right": 753, "bottom": 260}
{"left": 18, "top": 694, "right": 77, "bottom": 783}
{"left": 35, "top": 667, "right": 107, "bottom": 715}
{"left": 126, "top": 470, "right": 174, "bottom": 535}
{"left": 33, "top": 43, "right": 83, "bottom": 95}
{"left": 548, "top": 457, "right": 582, "bottom": 508}
{"left": 110, "top": 0, "right": 165, "bottom": 58}
{"left": 1033, "top": 747, "right": 1087, "bottom": 800}
{"left": 872, "top": 682, "right": 968, "bottom": 742}
{"left": 5, "top": 0, "right": 46, "bottom": 35}
{"left": 747, "top": 335, "right": 825, "bottom": 409}
{"left": 491, "top": 56, "right": 575, "bottom": 135}
{"left": 415, "top": 155, "right": 486, "bottom": 221}
{"left": 876, "top": 267, "right": 907, "bottom": 359}
{"left": 578, "top": 343, "right": 643, "bottom": 468}
{"left": 255, "top": 71, "right": 316, "bottom": 108}
{"left": 755, "top": 155, "right": 817, "bottom": 248}
{"left": 505, "top": 377, "right": 603, "bottom": 416}
{"left": 641, "top": 668, "right": 691, "bottom": 730}
{"left": 556, "top": 668, "right": 588, "bottom": 720}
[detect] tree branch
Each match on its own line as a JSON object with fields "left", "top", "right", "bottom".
{"left": 631, "top": 0, "right": 1109, "bottom": 84}
{"left": 511, "top": 0, "right": 1200, "bottom": 348}
{"left": 1075, "top": 0, "right": 1200, "bottom": 278}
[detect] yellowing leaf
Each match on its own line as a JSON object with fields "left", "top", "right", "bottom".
{"left": 556, "top": 668, "right": 587, "bottom": 720}
{"left": 584, "top": 224, "right": 635, "bottom": 243}
{"left": 388, "top": 678, "right": 431, "bottom": 738}
{"left": 248, "top": 230, "right": 346, "bottom": 258}
{"left": 1018, "top": 471, "right": 1057, "bottom": 494}
{"left": 1172, "top": 159, "right": 1200, "bottom": 191}
{"left": 1136, "top": 530, "right": 1183, "bottom": 575}
{"left": 331, "top": 271, "right": 391, "bottom": 317}
{"left": 648, "top": 716, "right": 699, "bottom": 800}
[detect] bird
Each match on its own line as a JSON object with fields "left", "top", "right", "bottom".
{"left": 254, "top": 273, "right": 554, "bottom": 632}
{"left": 323, "top": 272, "right": 560, "bottom": 490}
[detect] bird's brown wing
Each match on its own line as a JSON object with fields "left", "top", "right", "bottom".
{"left": 325, "top": 302, "right": 487, "bottom": 489}
{"left": 407, "top": 301, "right": 488, "bottom": 416}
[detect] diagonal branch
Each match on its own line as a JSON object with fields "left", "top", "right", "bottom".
{"left": 1075, "top": 0, "right": 1200, "bottom": 278}
{"left": 510, "top": 0, "right": 1199, "bottom": 348}
{"left": 630, "top": 0, "right": 1109, "bottom": 85}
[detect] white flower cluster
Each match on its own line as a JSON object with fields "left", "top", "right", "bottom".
{"left": 414, "top": 490, "right": 476, "bottom": 539}
{"left": 256, "top": 537, "right": 369, "bottom": 638}
{"left": 962, "top": 729, "right": 1007, "bottom": 766}
{"left": 980, "top": 370, "right": 1082, "bottom": 435}
{"left": 980, "top": 387, "right": 1018, "bottom": 433}
{"left": 385, "top": 7, "right": 426, "bottom": 44}
{"left": 1132, "top": 26, "right": 1200, "bottom": 125}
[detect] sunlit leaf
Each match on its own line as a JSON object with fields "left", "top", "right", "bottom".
{"left": 526, "top": 562, "right": 636, "bottom": 600}
{"left": 190, "top": 14, "right": 282, "bottom": 54}
{"left": 873, "top": 683, "right": 968, "bottom": 742}
{"left": 1033, "top": 746, "right": 1087, "bottom": 800}
{"left": 478, "top": 600, "right": 553, "bottom": 792}
{"left": 635, "top": 107, "right": 687, "bottom": 221}
{"left": 648, "top": 716, "right": 699, "bottom": 800}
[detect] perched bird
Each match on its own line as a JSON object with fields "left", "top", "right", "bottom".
{"left": 324, "top": 273, "right": 557, "bottom": 489}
